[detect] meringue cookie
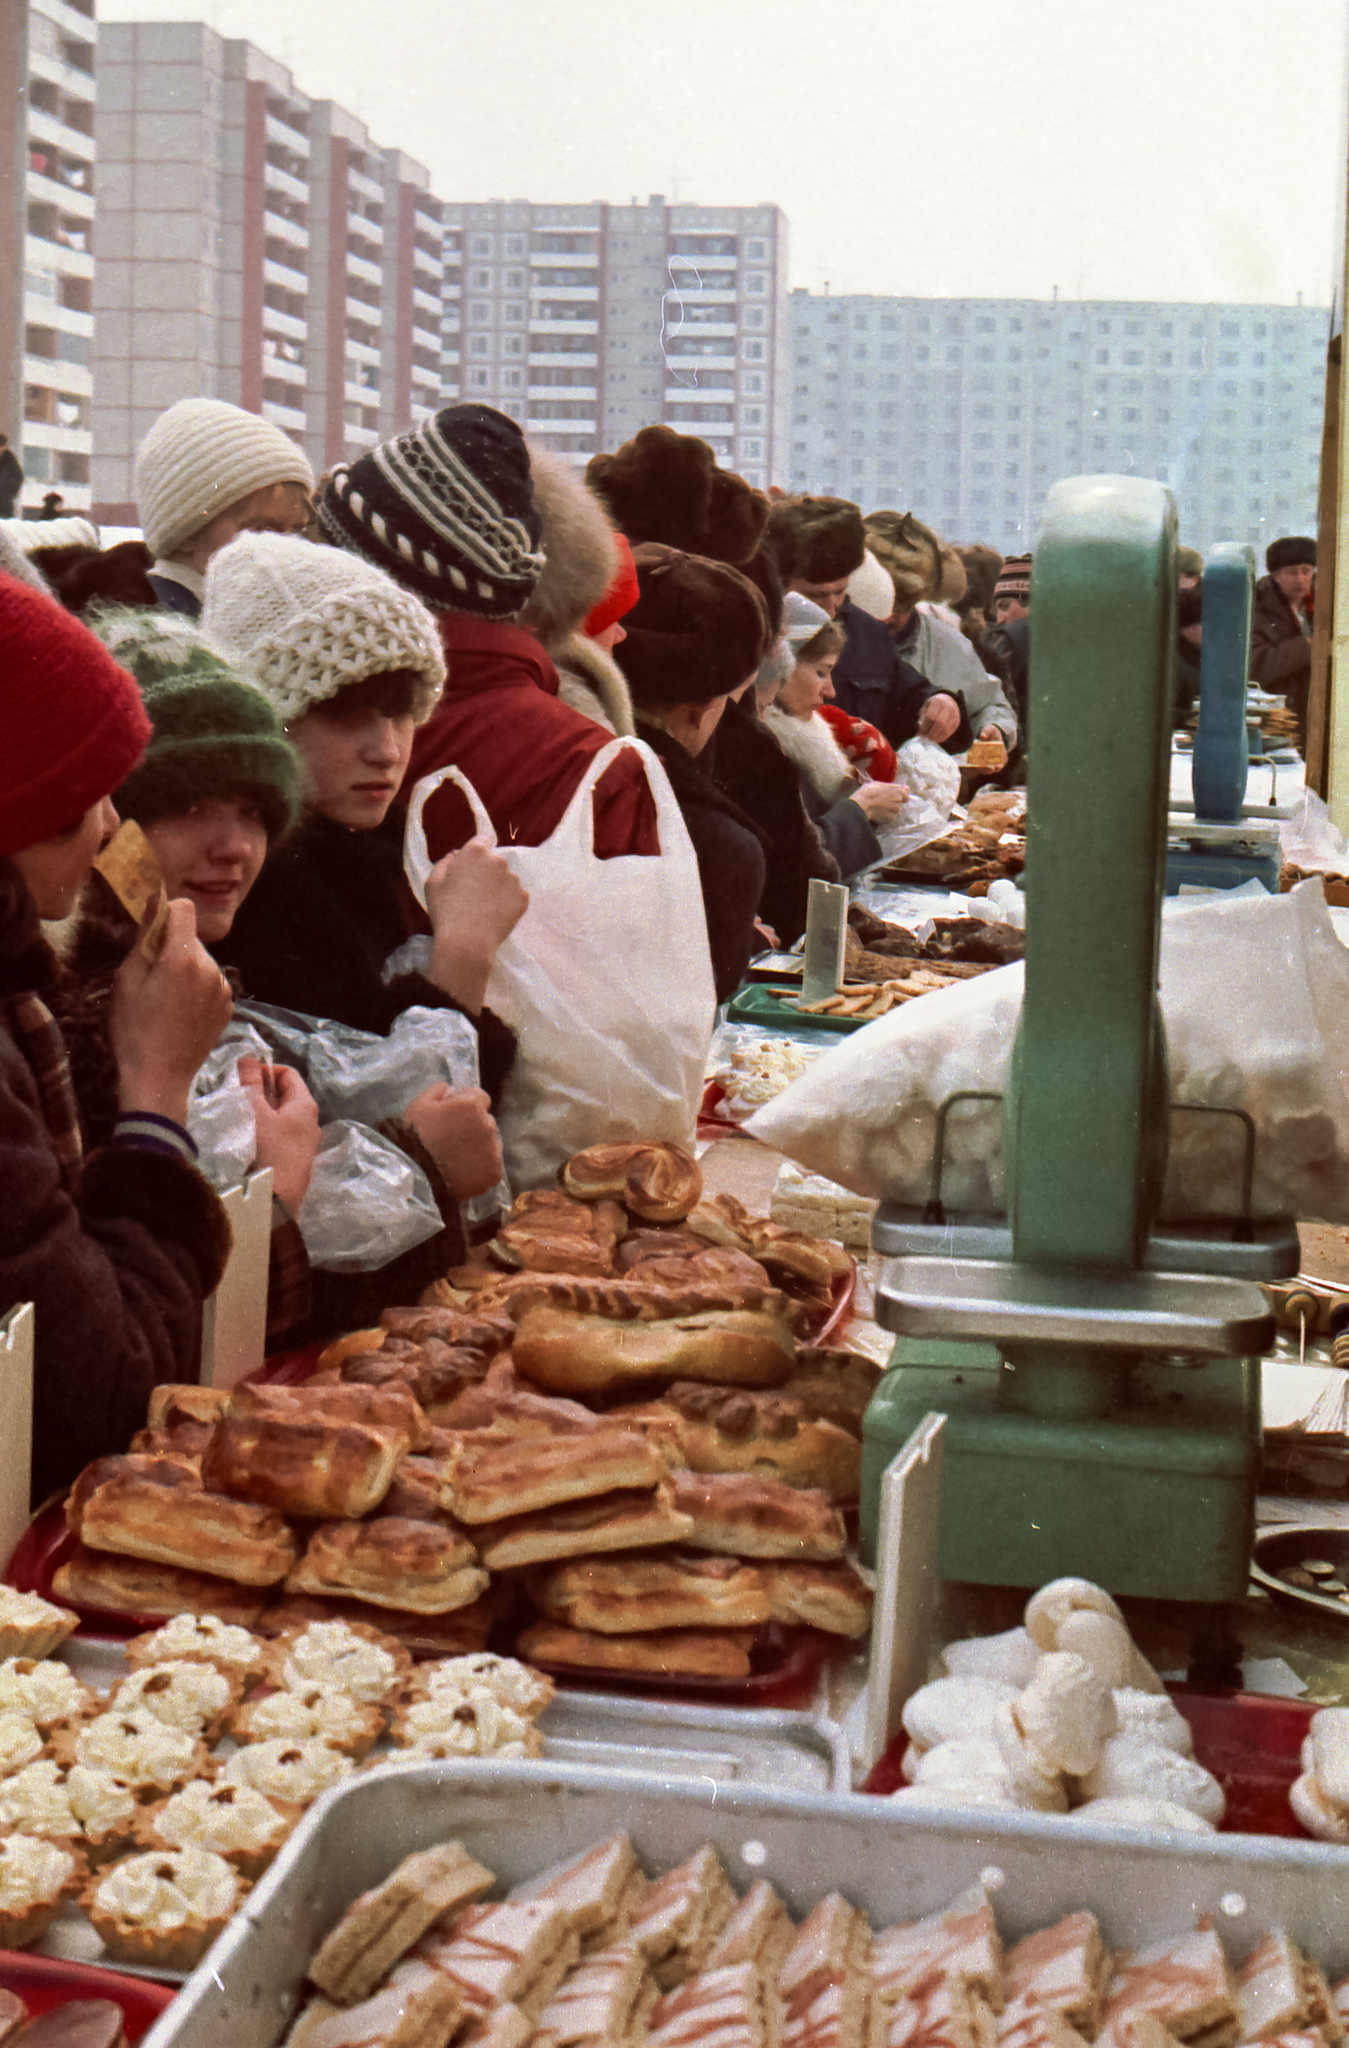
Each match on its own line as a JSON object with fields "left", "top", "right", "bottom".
{"left": 1290, "top": 1769, "right": 1349, "bottom": 1842}
{"left": 913, "top": 1738, "right": 1009, "bottom": 1787}
{"left": 942, "top": 1628, "right": 1041, "bottom": 1688}
{"left": 1024, "top": 1578, "right": 1125, "bottom": 1653}
{"left": 1077, "top": 1737, "right": 1225, "bottom": 1825}
{"left": 1067, "top": 1794, "right": 1215, "bottom": 1834}
{"left": 888, "top": 1778, "right": 1020, "bottom": 1814}
{"left": 1309, "top": 1707, "right": 1349, "bottom": 1811}
{"left": 1111, "top": 1688, "right": 1193, "bottom": 1755}
{"left": 991, "top": 1702, "right": 1070, "bottom": 1812}
{"left": 901, "top": 1676, "right": 1019, "bottom": 1753}
{"left": 1055, "top": 1610, "right": 1135, "bottom": 1688}
{"left": 1011, "top": 1652, "right": 1117, "bottom": 1777}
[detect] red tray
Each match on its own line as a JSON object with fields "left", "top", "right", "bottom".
{"left": 861, "top": 1685, "right": 1317, "bottom": 1838}
{"left": 697, "top": 1080, "right": 754, "bottom": 1141}
{"left": 5, "top": 1513, "right": 157, "bottom": 1641}
{"left": 0, "top": 1950, "right": 175, "bottom": 2038}
{"left": 528, "top": 1623, "right": 834, "bottom": 1710}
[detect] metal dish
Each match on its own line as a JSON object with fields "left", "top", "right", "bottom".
{"left": 1251, "top": 1523, "right": 1349, "bottom": 1622}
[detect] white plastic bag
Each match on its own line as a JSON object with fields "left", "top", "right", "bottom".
{"left": 295, "top": 1121, "right": 444, "bottom": 1271}
{"left": 1279, "top": 788, "right": 1349, "bottom": 875}
{"left": 869, "top": 736, "right": 963, "bottom": 866}
{"left": 747, "top": 881, "right": 1349, "bottom": 1226}
{"left": 405, "top": 740, "right": 717, "bottom": 1188}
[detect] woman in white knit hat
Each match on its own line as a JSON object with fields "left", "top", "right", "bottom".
{"left": 135, "top": 398, "right": 315, "bottom": 619}
{"left": 202, "top": 530, "right": 528, "bottom": 1210}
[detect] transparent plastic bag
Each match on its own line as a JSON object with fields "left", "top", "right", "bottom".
{"left": 747, "top": 882, "right": 1349, "bottom": 1225}
{"left": 1279, "top": 789, "right": 1349, "bottom": 875}
{"left": 869, "top": 737, "right": 963, "bottom": 866}
{"left": 295, "top": 1121, "right": 444, "bottom": 1272}
{"left": 185, "top": 1018, "right": 271, "bottom": 1194}
{"left": 233, "top": 998, "right": 479, "bottom": 1124}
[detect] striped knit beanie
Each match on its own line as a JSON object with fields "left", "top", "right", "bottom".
{"left": 201, "top": 532, "right": 446, "bottom": 725}
{"left": 135, "top": 399, "right": 315, "bottom": 560}
{"left": 315, "top": 404, "right": 545, "bottom": 619}
{"left": 993, "top": 553, "right": 1033, "bottom": 604}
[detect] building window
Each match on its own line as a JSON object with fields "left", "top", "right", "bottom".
{"left": 503, "top": 334, "right": 525, "bottom": 355}
{"left": 742, "top": 371, "right": 764, "bottom": 394}
{"left": 504, "top": 234, "right": 525, "bottom": 256}
{"left": 469, "top": 335, "right": 490, "bottom": 356}
{"left": 743, "top": 307, "right": 766, "bottom": 328}
{"left": 468, "top": 302, "right": 491, "bottom": 324}
{"left": 502, "top": 368, "right": 523, "bottom": 388}
{"left": 745, "top": 273, "right": 767, "bottom": 295}
{"left": 740, "top": 438, "right": 764, "bottom": 460}
{"left": 469, "top": 367, "right": 490, "bottom": 388}
{"left": 470, "top": 235, "right": 493, "bottom": 256}
{"left": 743, "top": 405, "right": 764, "bottom": 426}
{"left": 469, "top": 268, "right": 491, "bottom": 288}
{"left": 504, "top": 303, "right": 524, "bottom": 323}
{"left": 746, "top": 238, "right": 767, "bottom": 260}
{"left": 505, "top": 269, "right": 525, "bottom": 288}
{"left": 742, "top": 340, "right": 765, "bottom": 362}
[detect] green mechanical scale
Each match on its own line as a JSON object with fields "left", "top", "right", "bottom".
{"left": 859, "top": 477, "right": 1293, "bottom": 1602}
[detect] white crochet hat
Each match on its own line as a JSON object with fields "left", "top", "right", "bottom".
{"left": 135, "top": 398, "right": 315, "bottom": 560}
{"left": 200, "top": 531, "right": 446, "bottom": 724}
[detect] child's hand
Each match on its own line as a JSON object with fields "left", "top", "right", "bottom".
{"left": 238, "top": 1059, "right": 321, "bottom": 1214}
{"left": 425, "top": 835, "right": 528, "bottom": 1012}
{"left": 403, "top": 1083, "right": 503, "bottom": 1201}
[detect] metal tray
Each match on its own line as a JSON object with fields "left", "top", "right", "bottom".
{"left": 145, "top": 1758, "right": 1349, "bottom": 2048}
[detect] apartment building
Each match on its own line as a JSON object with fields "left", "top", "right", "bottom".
{"left": 441, "top": 196, "right": 790, "bottom": 490}
{"left": 91, "top": 20, "right": 444, "bottom": 521}
{"left": 788, "top": 292, "right": 1328, "bottom": 557}
{"left": 0, "top": 0, "right": 97, "bottom": 515}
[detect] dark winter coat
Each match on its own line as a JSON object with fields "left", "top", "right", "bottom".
{"left": 708, "top": 696, "right": 839, "bottom": 947}
{"left": 636, "top": 722, "right": 768, "bottom": 1004}
{"left": 0, "top": 861, "right": 231, "bottom": 1505}
{"left": 831, "top": 597, "right": 972, "bottom": 753}
{"left": 1249, "top": 575, "right": 1312, "bottom": 693}
{"left": 0, "top": 448, "right": 23, "bottom": 520}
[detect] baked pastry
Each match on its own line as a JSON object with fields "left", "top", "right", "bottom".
{"left": 478, "top": 1482, "right": 695, "bottom": 1571}
{"left": 64, "top": 1766, "right": 141, "bottom": 1863}
{"left": 265, "top": 1619, "right": 411, "bottom": 1702}
{"left": 0, "top": 1710, "right": 45, "bottom": 1778}
{"left": 1099, "top": 1927, "right": 1239, "bottom": 2046}
{"left": 781, "top": 1348, "right": 885, "bottom": 1435}
{"left": 65, "top": 1453, "right": 202, "bottom": 1534}
{"left": 442, "top": 1429, "right": 665, "bottom": 1524}
{"left": 219, "top": 1738, "right": 355, "bottom": 1806}
{"left": 491, "top": 1192, "right": 627, "bottom": 1277}
{"left": 615, "top": 1228, "right": 717, "bottom": 1270}
{"left": 229, "top": 1379, "right": 432, "bottom": 1456}
{"left": 0, "top": 1833, "right": 84, "bottom": 1948}
{"left": 631, "top": 1383, "right": 862, "bottom": 1500}
{"left": 517, "top": 1622, "right": 756, "bottom": 1681}
{"left": 389, "top": 1690, "right": 544, "bottom": 1761}
{"left": 704, "top": 1877, "right": 794, "bottom": 1975}
{"left": 145, "top": 1384, "right": 230, "bottom": 1430}
{"left": 0, "top": 1760, "right": 79, "bottom": 1844}
{"left": 478, "top": 1271, "right": 789, "bottom": 1327}
{"left": 284, "top": 1519, "right": 488, "bottom": 1616}
{"left": 201, "top": 1413, "right": 402, "bottom": 1521}
{"left": 668, "top": 1471, "right": 847, "bottom": 1561}
{"left": 313, "top": 1326, "right": 386, "bottom": 1374}
{"left": 629, "top": 1844, "right": 733, "bottom": 1987}
{"left": 228, "top": 1682, "right": 385, "bottom": 1758}
{"left": 380, "top": 1305, "right": 515, "bottom": 1361}
{"left": 286, "top": 1958, "right": 463, "bottom": 2048}
{"left": 123, "top": 1613, "right": 267, "bottom": 1682}
{"left": 76, "top": 1477, "right": 298, "bottom": 1588}
{"left": 1004, "top": 1913, "right": 1110, "bottom": 2032}
{"left": 426, "top": 1380, "right": 599, "bottom": 1441}
{"left": 530, "top": 1552, "right": 771, "bottom": 1634}
{"left": 51, "top": 1544, "right": 266, "bottom": 1626}
{"left": 408, "top": 1653, "right": 555, "bottom": 1718}
{"left": 872, "top": 1884, "right": 1003, "bottom": 2006}
{"left": 261, "top": 1592, "right": 498, "bottom": 1661}
{"left": 561, "top": 1142, "right": 703, "bottom": 1223}
{"left": 109, "top": 1659, "right": 238, "bottom": 1739}
{"left": 84, "top": 1843, "right": 243, "bottom": 1971}
{"left": 648, "top": 1960, "right": 765, "bottom": 2046}
{"left": 55, "top": 1708, "right": 210, "bottom": 1793}
{"left": 0, "top": 1657, "right": 92, "bottom": 1731}
{"left": 139, "top": 1779, "right": 298, "bottom": 1880}
{"left": 511, "top": 1831, "right": 642, "bottom": 1942}
{"left": 757, "top": 1560, "right": 873, "bottom": 1636}
{"left": 512, "top": 1308, "right": 796, "bottom": 1400}
{"left": 416, "top": 1896, "right": 578, "bottom": 2018}
{"left": 0, "top": 1589, "right": 78, "bottom": 1661}
{"left": 310, "top": 1840, "right": 495, "bottom": 2004}
{"left": 374, "top": 1458, "right": 461, "bottom": 1523}
{"left": 779, "top": 1893, "right": 873, "bottom": 2048}
{"left": 7, "top": 1999, "right": 129, "bottom": 2047}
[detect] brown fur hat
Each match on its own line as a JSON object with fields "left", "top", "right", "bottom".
{"left": 863, "top": 510, "right": 944, "bottom": 608}
{"left": 613, "top": 543, "right": 770, "bottom": 707}
{"left": 956, "top": 544, "right": 1003, "bottom": 617}
{"left": 765, "top": 496, "right": 866, "bottom": 586}
{"left": 29, "top": 539, "right": 157, "bottom": 621}
{"left": 587, "top": 425, "right": 769, "bottom": 566}
{"left": 518, "top": 445, "right": 620, "bottom": 654}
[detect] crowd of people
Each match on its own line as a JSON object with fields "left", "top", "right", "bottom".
{"left": 0, "top": 395, "right": 1318, "bottom": 1504}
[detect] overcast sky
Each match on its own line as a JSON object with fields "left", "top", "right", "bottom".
{"left": 102, "top": 0, "right": 1349, "bottom": 308}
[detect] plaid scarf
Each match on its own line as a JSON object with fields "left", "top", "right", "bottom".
{"left": 0, "top": 990, "right": 84, "bottom": 1191}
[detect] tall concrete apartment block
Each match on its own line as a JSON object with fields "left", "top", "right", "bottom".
{"left": 788, "top": 292, "right": 1328, "bottom": 557}
{"left": 441, "top": 196, "right": 790, "bottom": 489}
{"left": 0, "top": 0, "right": 97, "bottom": 514}
{"left": 92, "top": 21, "right": 443, "bottom": 522}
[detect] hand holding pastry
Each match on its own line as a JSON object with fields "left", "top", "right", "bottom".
{"left": 403, "top": 1084, "right": 503, "bottom": 1201}
{"left": 976, "top": 724, "right": 1009, "bottom": 771}
{"left": 424, "top": 834, "right": 529, "bottom": 1013}
{"left": 238, "top": 1059, "right": 321, "bottom": 1214}
{"left": 111, "top": 898, "right": 233, "bottom": 1126}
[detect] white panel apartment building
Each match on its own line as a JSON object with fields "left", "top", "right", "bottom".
{"left": 0, "top": 0, "right": 98, "bottom": 513}
{"left": 441, "top": 196, "right": 790, "bottom": 488}
{"left": 788, "top": 293, "right": 1328, "bottom": 557}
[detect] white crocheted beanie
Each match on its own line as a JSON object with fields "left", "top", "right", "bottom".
{"left": 135, "top": 398, "right": 315, "bottom": 560}
{"left": 200, "top": 531, "right": 446, "bottom": 725}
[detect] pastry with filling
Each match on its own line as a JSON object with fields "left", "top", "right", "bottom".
{"left": 517, "top": 1622, "right": 756, "bottom": 1681}
{"left": 124, "top": 1613, "right": 267, "bottom": 1681}
{"left": 219, "top": 1738, "right": 355, "bottom": 1806}
{"left": 145, "top": 1384, "right": 230, "bottom": 1431}
{"left": 310, "top": 1840, "right": 495, "bottom": 2005}
{"left": 780, "top": 1894, "right": 873, "bottom": 2048}
{"left": 441, "top": 1429, "right": 664, "bottom": 1524}
{"left": 0, "top": 1760, "right": 79, "bottom": 1845}
{"left": 0, "top": 1658, "right": 95, "bottom": 1732}
{"left": 0, "top": 1711, "right": 46, "bottom": 1778}
{"left": 139, "top": 1778, "right": 298, "bottom": 1879}
{"left": 534, "top": 1938, "right": 654, "bottom": 2046}
{"left": 64, "top": 1766, "right": 140, "bottom": 1863}
{"left": 229, "top": 1683, "right": 385, "bottom": 1758}
{"left": 530, "top": 1552, "right": 771, "bottom": 1634}
{"left": 109, "top": 1659, "right": 239, "bottom": 1739}
{"left": 0, "top": 1832, "right": 84, "bottom": 1949}
{"left": 490, "top": 1192, "right": 627, "bottom": 1277}
{"left": 561, "top": 1142, "right": 703, "bottom": 1223}
{"left": 757, "top": 1560, "right": 873, "bottom": 1637}
{"left": 478, "top": 1481, "right": 694, "bottom": 1571}
{"left": 416, "top": 1896, "right": 578, "bottom": 2018}
{"left": 1004, "top": 1914, "right": 1109, "bottom": 2033}
{"left": 779, "top": 1349, "right": 885, "bottom": 1436}
{"left": 84, "top": 1843, "right": 243, "bottom": 1971}
{"left": 265, "top": 1619, "right": 411, "bottom": 1702}
{"left": 285, "top": 1958, "right": 462, "bottom": 2048}
{"left": 75, "top": 1477, "right": 298, "bottom": 1588}
{"left": 669, "top": 1471, "right": 847, "bottom": 1561}
{"left": 873, "top": 1886, "right": 1003, "bottom": 2009}
{"left": 389, "top": 1690, "right": 543, "bottom": 1761}
{"left": 615, "top": 1384, "right": 862, "bottom": 1500}
{"left": 261, "top": 1593, "right": 497, "bottom": 1661}
{"left": 284, "top": 1519, "right": 488, "bottom": 1616}
{"left": 629, "top": 1845, "right": 734, "bottom": 1989}
{"left": 0, "top": 1589, "right": 78, "bottom": 1662}
{"left": 405, "top": 1654, "right": 555, "bottom": 1718}
{"left": 1234, "top": 1930, "right": 1339, "bottom": 2046}
{"left": 229, "top": 1379, "right": 431, "bottom": 1455}
{"left": 1098, "top": 1928, "right": 1238, "bottom": 2048}
{"left": 65, "top": 1453, "right": 201, "bottom": 1533}
{"left": 202, "top": 1413, "right": 403, "bottom": 1522}
{"left": 511, "top": 1833, "right": 642, "bottom": 1945}
{"left": 704, "top": 1879, "right": 795, "bottom": 1977}
{"left": 512, "top": 1307, "right": 795, "bottom": 1400}
{"left": 55, "top": 1708, "right": 210, "bottom": 1794}
{"left": 647, "top": 1960, "right": 769, "bottom": 2048}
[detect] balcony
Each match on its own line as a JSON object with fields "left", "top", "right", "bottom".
{"left": 28, "top": 48, "right": 95, "bottom": 103}
{"left": 264, "top": 160, "right": 308, "bottom": 208}
{"left": 664, "top": 321, "right": 736, "bottom": 339}
{"left": 530, "top": 283, "right": 598, "bottom": 303}
{"left": 526, "top": 417, "right": 596, "bottom": 435}
{"left": 530, "top": 319, "right": 598, "bottom": 336}
{"left": 528, "top": 352, "right": 597, "bottom": 368}
{"left": 412, "top": 286, "right": 441, "bottom": 319}
{"left": 345, "top": 295, "right": 379, "bottom": 327}
{"left": 528, "top": 384, "right": 596, "bottom": 402}
{"left": 668, "top": 251, "right": 737, "bottom": 271}
{"left": 261, "top": 396, "right": 306, "bottom": 433}
{"left": 26, "top": 167, "right": 92, "bottom": 219}
{"left": 261, "top": 347, "right": 306, "bottom": 385}
{"left": 265, "top": 112, "right": 309, "bottom": 158}
{"left": 347, "top": 165, "right": 383, "bottom": 205}
{"left": 263, "top": 255, "right": 308, "bottom": 294}
{"left": 25, "top": 230, "right": 91, "bottom": 279}
{"left": 28, "top": 103, "right": 94, "bottom": 162}
{"left": 24, "top": 353, "right": 90, "bottom": 397}
{"left": 346, "top": 251, "right": 381, "bottom": 289}
{"left": 263, "top": 206, "right": 308, "bottom": 251}
{"left": 530, "top": 250, "right": 598, "bottom": 268}
{"left": 345, "top": 380, "right": 381, "bottom": 407}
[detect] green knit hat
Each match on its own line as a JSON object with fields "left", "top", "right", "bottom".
{"left": 87, "top": 608, "right": 302, "bottom": 842}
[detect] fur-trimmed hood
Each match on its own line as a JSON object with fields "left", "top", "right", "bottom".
{"left": 554, "top": 632, "right": 636, "bottom": 737}
{"left": 762, "top": 705, "right": 859, "bottom": 804}
{"left": 520, "top": 446, "right": 620, "bottom": 653}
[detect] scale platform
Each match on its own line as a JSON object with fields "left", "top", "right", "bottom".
{"left": 1165, "top": 815, "right": 1282, "bottom": 894}
{"left": 872, "top": 1205, "right": 1301, "bottom": 1282}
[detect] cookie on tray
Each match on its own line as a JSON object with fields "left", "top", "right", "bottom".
{"left": 227, "top": 1683, "right": 384, "bottom": 1759}
{"left": 0, "top": 1832, "right": 85, "bottom": 1948}
{"left": 108, "top": 1660, "right": 240, "bottom": 1741}
{"left": 264, "top": 1620, "right": 411, "bottom": 1704}
{"left": 218, "top": 1738, "right": 355, "bottom": 1807}
{"left": 0, "top": 1658, "right": 98, "bottom": 1732}
{"left": 138, "top": 1779, "right": 300, "bottom": 1881}
{"left": 0, "top": 1589, "right": 78, "bottom": 1662}
{"left": 83, "top": 1843, "right": 244, "bottom": 1971}
{"left": 124, "top": 1614, "right": 267, "bottom": 1683}
{"left": 54, "top": 1708, "right": 211, "bottom": 1794}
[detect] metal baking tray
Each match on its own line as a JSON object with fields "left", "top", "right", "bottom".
{"left": 144, "top": 1758, "right": 1349, "bottom": 2047}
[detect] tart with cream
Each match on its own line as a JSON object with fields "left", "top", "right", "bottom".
{"left": 0, "top": 1831, "right": 84, "bottom": 1947}
{"left": 84, "top": 1843, "right": 243, "bottom": 1970}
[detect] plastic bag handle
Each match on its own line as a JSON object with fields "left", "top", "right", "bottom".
{"left": 403, "top": 766, "right": 498, "bottom": 911}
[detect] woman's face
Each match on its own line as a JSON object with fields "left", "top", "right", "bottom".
{"left": 289, "top": 703, "right": 415, "bottom": 829}
{"left": 143, "top": 797, "right": 269, "bottom": 943}
{"left": 777, "top": 649, "right": 838, "bottom": 719}
{"left": 12, "top": 797, "right": 118, "bottom": 919}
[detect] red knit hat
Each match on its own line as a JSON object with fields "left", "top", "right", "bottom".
{"left": 583, "top": 534, "right": 640, "bottom": 640}
{"left": 0, "top": 573, "right": 151, "bottom": 857}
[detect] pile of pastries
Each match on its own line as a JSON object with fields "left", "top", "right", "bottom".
{"left": 48, "top": 1143, "right": 876, "bottom": 1684}
{"left": 878, "top": 817, "right": 1026, "bottom": 893}
{"left": 280, "top": 1828, "right": 1349, "bottom": 2048}
{"left": 0, "top": 1589, "right": 553, "bottom": 1971}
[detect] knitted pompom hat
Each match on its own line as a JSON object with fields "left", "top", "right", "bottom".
{"left": 314, "top": 404, "right": 545, "bottom": 619}
{"left": 88, "top": 608, "right": 302, "bottom": 843}
{"left": 864, "top": 510, "right": 944, "bottom": 608}
{"left": 847, "top": 550, "right": 896, "bottom": 621}
{"left": 765, "top": 496, "right": 866, "bottom": 586}
{"left": 586, "top": 424, "right": 769, "bottom": 566}
{"left": 135, "top": 399, "right": 315, "bottom": 561}
{"left": 0, "top": 574, "right": 150, "bottom": 858}
{"left": 612, "top": 544, "right": 770, "bottom": 708}
{"left": 201, "top": 532, "right": 446, "bottom": 725}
